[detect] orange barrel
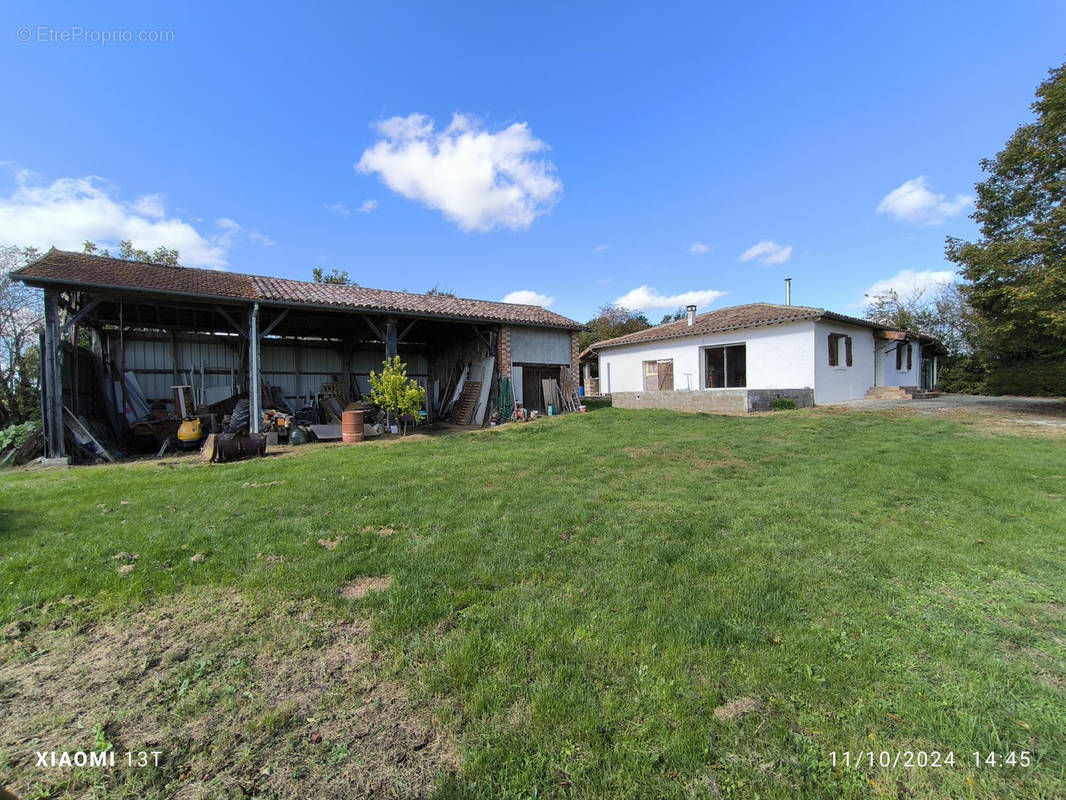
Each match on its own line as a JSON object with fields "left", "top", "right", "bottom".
{"left": 341, "top": 409, "right": 365, "bottom": 444}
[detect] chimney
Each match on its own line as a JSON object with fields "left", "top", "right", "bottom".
{"left": 686, "top": 304, "right": 697, "bottom": 326}
{"left": 784, "top": 277, "right": 792, "bottom": 306}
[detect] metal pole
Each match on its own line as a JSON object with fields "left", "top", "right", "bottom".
{"left": 249, "top": 302, "right": 260, "bottom": 433}
{"left": 785, "top": 277, "right": 792, "bottom": 306}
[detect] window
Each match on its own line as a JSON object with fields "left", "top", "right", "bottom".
{"left": 827, "top": 334, "right": 853, "bottom": 367}
{"left": 642, "top": 359, "right": 674, "bottom": 390}
{"left": 895, "top": 342, "right": 911, "bottom": 371}
{"left": 704, "top": 344, "right": 746, "bottom": 388}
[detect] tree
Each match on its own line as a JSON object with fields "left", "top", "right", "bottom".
{"left": 946, "top": 62, "right": 1066, "bottom": 360}
{"left": 659, "top": 308, "right": 686, "bottom": 324}
{"left": 311, "top": 267, "right": 358, "bottom": 286}
{"left": 368, "top": 356, "right": 425, "bottom": 435}
{"left": 83, "top": 240, "right": 180, "bottom": 266}
{"left": 579, "top": 304, "right": 651, "bottom": 351}
{"left": 424, "top": 285, "right": 456, "bottom": 297}
{"left": 0, "top": 245, "right": 44, "bottom": 426}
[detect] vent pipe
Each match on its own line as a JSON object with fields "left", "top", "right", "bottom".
{"left": 784, "top": 277, "right": 792, "bottom": 306}
{"left": 686, "top": 304, "right": 697, "bottom": 326}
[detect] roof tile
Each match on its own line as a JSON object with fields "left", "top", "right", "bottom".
{"left": 15, "top": 250, "right": 582, "bottom": 329}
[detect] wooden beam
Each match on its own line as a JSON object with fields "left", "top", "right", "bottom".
{"left": 361, "top": 314, "right": 384, "bottom": 341}
{"left": 259, "top": 308, "right": 290, "bottom": 339}
{"left": 398, "top": 319, "right": 417, "bottom": 342}
{"left": 214, "top": 305, "right": 249, "bottom": 338}
{"left": 61, "top": 296, "right": 103, "bottom": 335}
{"left": 42, "top": 289, "right": 65, "bottom": 458}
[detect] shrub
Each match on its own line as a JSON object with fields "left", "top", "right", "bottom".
{"left": 770, "top": 397, "right": 798, "bottom": 411}
{"left": 369, "top": 357, "right": 426, "bottom": 434}
{"left": 0, "top": 420, "right": 38, "bottom": 452}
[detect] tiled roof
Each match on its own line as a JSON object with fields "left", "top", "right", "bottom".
{"left": 14, "top": 249, "right": 582, "bottom": 329}
{"left": 587, "top": 303, "right": 892, "bottom": 350}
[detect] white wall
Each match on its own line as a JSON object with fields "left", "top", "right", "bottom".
{"left": 812, "top": 321, "right": 876, "bottom": 404}
{"left": 875, "top": 340, "right": 920, "bottom": 387}
{"left": 597, "top": 321, "right": 815, "bottom": 394}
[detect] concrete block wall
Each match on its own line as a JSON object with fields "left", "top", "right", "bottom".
{"left": 611, "top": 389, "right": 748, "bottom": 414}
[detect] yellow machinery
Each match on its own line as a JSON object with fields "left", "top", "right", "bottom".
{"left": 172, "top": 384, "right": 205, "bottom": 449}
{"left": 176, "top": 416, "right": 204, "bottom": 448}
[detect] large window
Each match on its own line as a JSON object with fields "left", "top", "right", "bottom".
{"left": 642, "top": 359, "right": 674, "bottom": 390}
{"left": 704, "top": 344, "right": 746, "bottom": 388}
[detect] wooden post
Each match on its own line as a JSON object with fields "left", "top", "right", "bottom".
{"left": 248, "top": 303, "right": 261, "bottom": 433}
{"left": 42, "top": 288, "right": 65, "bottom": 458}
{"left": 384, "top": 318, "right": 398, "bottom": 429}
{"left": 385, "top": 317, "right": 398, "bottom": 363}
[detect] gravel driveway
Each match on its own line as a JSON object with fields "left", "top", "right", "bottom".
{"left": 834, "top": 393, "right": 1066, "bottom": 431}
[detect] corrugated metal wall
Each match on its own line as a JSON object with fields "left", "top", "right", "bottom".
{"left": 115, "top": 334, "right": 427, "bottom": 409}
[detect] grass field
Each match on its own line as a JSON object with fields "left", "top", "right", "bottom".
{"left": 1, "top": 406, "right": 1064, "bottom": 798}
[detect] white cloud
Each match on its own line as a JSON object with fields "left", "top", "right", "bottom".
{"left": 133, "top": 193, "right": 165, "bottom": 219}
{"left": 501, "top": 289, "right": 555, "bottom": 307}
{"left": 876, "top": 176, "right": 972, "bottom": 225}
{"left": 325, "top": 202, "right": 350, "bottom": 218}
{"left": 739, "top": 240, "right": 792, "bottom": 266}
{"left": 358, "top": 199, "right": 378, "bottom": 214}
{"left": 0, "top": 169, "right": 240, "bottom": 268}
{"left": 689, "top": 242, "right": 709, "bottom": 255}
{"left": 249, "top": 230, "right": 275, "bottom": 247}
{"left": 593, "top": 243, "right": 610, "bottom": 254}
{"left": 863, "top": 268, "right": 956, "bottom": 300}
{"left": 356, "top": 112, "right": 562, "bottom": 232}
{"left": 613, "top": 284, "right": 728, "bottom": 311}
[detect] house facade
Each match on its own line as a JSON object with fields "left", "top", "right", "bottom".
{"left": 587, "top": 303, "right": 942, "bottom": 413}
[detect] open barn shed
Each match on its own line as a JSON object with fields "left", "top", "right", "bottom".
{"left": 14, "top": 249, "right": 582, "bottom": 460}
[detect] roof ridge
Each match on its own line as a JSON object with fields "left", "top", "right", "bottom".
{"left": 46, "top": 249, "right": 554, "bottom": 312}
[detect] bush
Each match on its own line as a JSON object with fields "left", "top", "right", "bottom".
{"left": 770, "top": 397, "right": 798, "bottom": 411}
{"left": 369, "top": 357, "right": 426, "bottom": 434}
{"left": 0, "top": 420, "right": 38, "bottom": 452}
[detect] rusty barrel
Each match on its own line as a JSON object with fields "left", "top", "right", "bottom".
{"left": 341, "top": 409, "right": 365, "bottom": 443}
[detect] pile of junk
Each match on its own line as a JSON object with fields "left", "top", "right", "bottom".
{"left": 47, "top": 373, "right": 391, "bottom": 466}
{"left": 129, "top": 379, "right": 390, "bottom": 462}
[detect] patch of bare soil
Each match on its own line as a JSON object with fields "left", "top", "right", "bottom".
{"left": 340, "top": 577, "right": 394, "bottom": 599}
{"left": 713, "top": 696, "right": 761, "bottom": 721}
{"left": 0, "top": 589, "right": 455, "bottom": 798}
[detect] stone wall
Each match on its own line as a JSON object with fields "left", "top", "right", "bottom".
{"left": 610, "top": 388, "right": 814, "bottom": 414}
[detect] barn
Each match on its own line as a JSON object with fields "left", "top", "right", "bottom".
{"left": 14, "top": 249, "right": 583, "bottom": 460}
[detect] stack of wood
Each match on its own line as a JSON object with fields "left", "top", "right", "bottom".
{"left": 541, "top": 369, "right": 582, "bottom": 414}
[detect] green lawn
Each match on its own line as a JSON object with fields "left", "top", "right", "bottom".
{"left": 1, "top": 408, "right": 1064, "bottom": 798}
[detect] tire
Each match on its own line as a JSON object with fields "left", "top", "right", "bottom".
{"left": 226, "top": 399, "right": 250, "bottom": 433}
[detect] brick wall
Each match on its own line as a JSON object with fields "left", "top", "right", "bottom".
{"left": 569, "top": 331, "right": 580, "bottom": 386}
{"left": 497, "top": 325, "right": 512, "bottom": 376}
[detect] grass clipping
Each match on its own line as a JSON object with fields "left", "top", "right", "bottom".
{"left": 0, "top": 589, "right": 455, "bottom": 798}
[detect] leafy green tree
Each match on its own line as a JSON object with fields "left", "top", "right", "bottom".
{"left": 83, "top": 240, "right": 180, "bottom": 266}
{"left": 659, "top": 308, "right": 686, "bottom": 324}
{"left": 946, "top": 62, "right": 1066, "bottom": 360}
{"left": 0, "top": 245, "right": 44, "bottom": 426}
{"left": 368, "top": 356, "right": 426, "bottom": 435}
{"left": 425, "top": 285, "right": 456, "bottom": 297}
{"left": 311, "top": 267, "right": 358, "bottom": 286}
{"left": 579, "top": 304, "right": 651, "bottom": 351}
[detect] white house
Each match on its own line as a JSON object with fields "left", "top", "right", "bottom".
{"left": 585, "top": 303, "right": 943, "bottom": 413}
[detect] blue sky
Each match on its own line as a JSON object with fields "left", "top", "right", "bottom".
{"left": 2, "top": 2, "right": 1064, "bottom": 323}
